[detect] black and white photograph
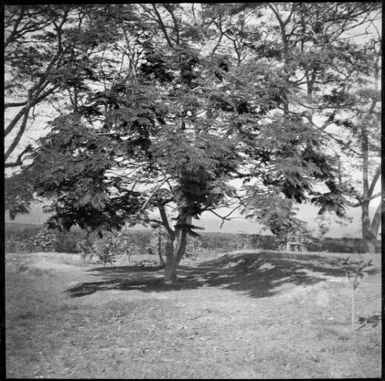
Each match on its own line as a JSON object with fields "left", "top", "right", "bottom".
{"left": 4, "top": 2, "right": 382, "bottom": 378}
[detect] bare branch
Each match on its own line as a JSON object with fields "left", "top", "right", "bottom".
{"left": 345, "top": 192, "right": 382, "bottom": 208}
{"left": 268, "top": 3, "right": 284, "bottom": 27}
{"left": 4, "top": 107, "right": 27, "bottom": 136}
{"left": 223, "top": 204, "right": 241, "bottom": 220}
{"left": 4, "top": 7, "right": 26, "bottom": 49}
{"left": 284, "top": 3, "right": 296, "bottom": 25}
{"left": 163, "top": 4, "right": 180, "bottom": 45}
{"left": 5, "top": 102, "right": 31, "bottom": 161}
{"left": 207, "top": 206, "right": 241, "bottom": 229}
{"left": 321, "top": 130, "right": 363, "bottom": 157}
{"left": 151, "top": 4, "right": 174, "bottom": 48}
{"left": 137, "top": 178, "right": 171, "bottom": 215}
{"left": 4, "top": 144, "right": 34, "bottom": 168}
{"left": 289, "top": 110, "right": 363, "bottom": 157}
{"left": 4, "top": 101, "right": 28, "bottom": 109}
{"left": 210, "top": 18, "right": 224, "bottom": 57}
{"left": 368, "top": 165, "right": 381, "bottom": 199}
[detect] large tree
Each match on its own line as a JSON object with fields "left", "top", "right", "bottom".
{"left": 5, "top": 3, "right": 381, "bottom": 282}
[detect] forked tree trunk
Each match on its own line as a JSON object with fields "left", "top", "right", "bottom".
{"left": 158, "top": 205, "right": 191, "bottom": 283}
{"left": 163, "top": 225, "right": 190, "bottom": 282}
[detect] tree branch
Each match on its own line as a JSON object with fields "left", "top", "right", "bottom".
{"left": 137, "top": 178, "right": 170, "bottom": 215}
{"left": 210, "top": 18, "right": 224, "bottom": 57}
{"left": 223, "top": 204, "right": 241, "bottom": 220}
{"left": 4, "top": 106, "right": 27, "bottom": 137}
{"left": 4, "top": 144, "right": 33, "bottom": 168}
{"left": 207, "top": 209, "right": 233, "bottom": 229}
{"left": 368, "top": 165, "right": 381, "bottom": 199}
{"left": 4, "top": 7, "right": 25, "bottom": 49}
{"left": 5, "top": 104, "right": 31, "bottom": 161}
{"left": 309, "top": 118, "right": 363, "bottom": 157}
{"left": 151, "top": 4, "right": 174, "bottom": 48}
{"left": 345, "top": 192, "right": 381, "bottom": 208}
{"left": 163, "top": 4, "right": 180, "bottom": 45}
{"left": 159, "top": 204, "right": 175, "bottom": 240}
{"left": 5, "top": 32, "right": 66, "bottom": 138}
{"left": 4, "top": 101, "right": 28, "bottom": 109}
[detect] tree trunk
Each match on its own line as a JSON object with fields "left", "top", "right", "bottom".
{"left": 157, "top": 206, "right": 191, "bottom": 282}
{"left": 360, "top": 200, "right": 380, "bottom": 253}
{"left": 370, "top": 201, "right": 382, "bottom": 240}
{"left": 360, "top": 199, "right": 381, "bottom": 254}
{"left": 158, "top": 204, "right": 177, "bottom": 282}
{"left": 361, "top": 204, "right": 380, "bottom": 254}
{"left": 360, "top": 128, "right": 382, "bottom": 254}
{"left": 164, "top": 240, "right": 177, "bottom": 283}
{"left": 84, "top": 228, "right": 92, "bottom": 264}
{"left": 351, "top": 286, "right": 356, "bottom": 331}
{"left": 362, "top": 201, "right": 376, "bottom": 253}
{"left": 364, "top": 239, "right": 376, "bottom": 254}
{"left": 361, "top": 127, "right": 375, "bottom": 254}
{"left": 157, "top": 229, "right": 165, "bottom": 267}
{"left": 175, "top": 215, "right": 191, "bottom": 266}
{"left": 359, "top": 55, "right": 380, "bottom": 253}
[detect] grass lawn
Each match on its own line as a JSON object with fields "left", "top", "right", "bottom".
{"left": 5, "top": 250, "right": 381, "bottom": 378}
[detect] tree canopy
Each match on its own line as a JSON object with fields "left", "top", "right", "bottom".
{"left": 5, "top": 3, "right": 382, "bottom": 279}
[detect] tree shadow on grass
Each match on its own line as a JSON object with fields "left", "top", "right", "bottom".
{"left": 66, "top": 252, "right": 380, "bottom": 299}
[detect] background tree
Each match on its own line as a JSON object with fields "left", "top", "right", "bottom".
{"left": 4, "top": 4, "right": 140, "bottom": 168}
{"left": 247, "top": 3, "right": 382, "bottom": 250}
{"left": 331, "top": 37, "right": 381, "bottom": 253}
{"left": 5, "top": 5, "right": 85, "bottom": 167}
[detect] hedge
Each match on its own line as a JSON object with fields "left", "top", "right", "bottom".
{"left": 4, "top": 224, "right": 381, "bottom": 254}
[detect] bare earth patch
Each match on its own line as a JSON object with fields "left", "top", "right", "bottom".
{"left": 5, "top": 251, "right": 381, "bottom": 378}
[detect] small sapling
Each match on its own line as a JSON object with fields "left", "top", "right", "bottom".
{"left": 338, "top": 256, "right": 373, "bottom": 331}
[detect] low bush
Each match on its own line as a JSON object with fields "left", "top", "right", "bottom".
{"left": 54, "top": 230, "right": 84, "bottom": 253}
{"left": 93, "top": 238, "right": 116, "bottom": 266}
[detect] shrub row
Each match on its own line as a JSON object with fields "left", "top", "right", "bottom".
{"left": 5, "top": 226, "right": 84, "bottom": 253}
{"left": 5, "top": 224, "right": 380, "bottom": 254}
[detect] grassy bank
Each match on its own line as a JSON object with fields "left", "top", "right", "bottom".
{"left": 5, "top": 250, "right": 381, "bottom": 378}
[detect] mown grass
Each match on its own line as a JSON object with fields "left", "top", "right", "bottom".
{"left": 5, "top": 251, "right": 381, "bottom": 378}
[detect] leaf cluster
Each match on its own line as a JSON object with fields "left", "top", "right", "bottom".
{"left": 338, "top": 256, "right": 373, "bottom": 289}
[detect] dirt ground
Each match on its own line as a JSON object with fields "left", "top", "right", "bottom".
{"left": 5, "top": 250, "right": 382, "bottom": 379}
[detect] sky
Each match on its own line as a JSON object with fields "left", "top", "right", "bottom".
{"left": 4, "top": 200, "right": 376, "bottom": 238}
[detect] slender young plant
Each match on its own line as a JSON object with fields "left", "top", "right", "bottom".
{"left": 338, "top": 257, "right": 372, "bottom": 331}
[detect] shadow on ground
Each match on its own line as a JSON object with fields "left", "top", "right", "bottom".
{"left": 66, "top": 252, "right": 379, "bottom": 299}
